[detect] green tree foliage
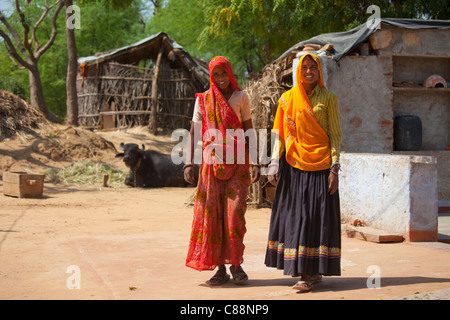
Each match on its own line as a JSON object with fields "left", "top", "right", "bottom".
{"left": 0, "top": 0, "right": 64, "bottom": 122}
{"left": 147, "top": 0, "right": 267, "bottom": 82}
{"left": 0, "top": 0, "right": 146, "bottom": 119}
{"left": 146, "top": 0, "right": 205, "bottom": 57}
{"left": 202, "top": 0, "right": 450, "bottom": 71}
{"left": 2, "top": 0, "right": 448, "bottom": 119}
{"left": 0, "top": 47, "right": 28, "bottom": 99}
{"left": 75, "top": 0, "right": 146, "bottom": 57}
{"left": 147, "top": 0, "right": 449, "bottom": 86}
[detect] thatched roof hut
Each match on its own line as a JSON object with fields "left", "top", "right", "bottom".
{"left": 77, "top": 32, "right": 209, "bottom": 133}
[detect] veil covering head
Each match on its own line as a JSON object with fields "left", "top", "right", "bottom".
{"left": 208, "top": 56, "right": 241, "bottom": 92}
{"left": 196, "top": 56, "right": 247, "bottom": 180}
{"left": 296, "top": 53, "right": 325, "bottom": 91}
{"left": 196, "top": 56, "right": 243, "bottom": 133}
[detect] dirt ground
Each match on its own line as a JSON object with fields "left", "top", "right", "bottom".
{"left": 1, "top": 119, "right": 449, "bottom": 300}
{"left": 0, "top": 124, "right": 178, "bottom": 174}
{"left": 1, "top": 179, "right": 450, "bottom": 301}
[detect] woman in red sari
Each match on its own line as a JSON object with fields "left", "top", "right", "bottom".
{"left": 184, "top": 56, "right": 260, "bottom": 286}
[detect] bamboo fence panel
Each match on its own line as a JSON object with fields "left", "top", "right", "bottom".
{"left": 77, "top": 62, "right": 202, "bottom": 132}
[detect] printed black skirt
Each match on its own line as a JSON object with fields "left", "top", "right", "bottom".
{"left": 264, "top": 155, "right": 341, "bottom": 277}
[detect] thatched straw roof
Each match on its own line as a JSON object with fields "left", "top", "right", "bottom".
{"left": 78, "top": 32, "right": 209, "bottom": 88}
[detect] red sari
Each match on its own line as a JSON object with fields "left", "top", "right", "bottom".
{"left": 186, "top": 57, "right": 251, "bottom": 271}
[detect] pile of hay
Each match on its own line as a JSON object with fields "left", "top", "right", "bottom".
{"left": 0, "top": 89, "right": 48, "bottom": 141}
{"left": 246, "top": 63, "right": 287, "bottom": 206}
{"left": 0, "top": 90, "right": 122, "bottom": 182}
{"left": 36, "top": 126, "right": 118, "bottom": 162}
{"left": 45, "top": 160, "right": 127, "bottom": 187}
{"left": 247, "top": 63, "right": 285, "bottom": 132}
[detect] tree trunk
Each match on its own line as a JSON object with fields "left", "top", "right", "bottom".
{"left": 65, "top": 0, "right": 79, "bottom": 126}
{"left": 28, "top": 64, "right": 60, "bottom": 123}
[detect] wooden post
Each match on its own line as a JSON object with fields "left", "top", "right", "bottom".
{"left": 150, "top": 42, "right": 165, "bottom": 134}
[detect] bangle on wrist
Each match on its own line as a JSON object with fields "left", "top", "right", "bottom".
{"left": 183, "top": 163, "right": 193, "bottom": 169}
{"left": 330, "top": 163, "right": 340, "bottom": 175}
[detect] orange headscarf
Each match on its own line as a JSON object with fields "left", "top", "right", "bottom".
{"left": 273, "top": 53, "right": 331, "bottom": 171}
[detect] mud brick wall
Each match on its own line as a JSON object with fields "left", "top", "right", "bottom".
{"left": 326, "top": 55, "right": 394, "bottom": 153}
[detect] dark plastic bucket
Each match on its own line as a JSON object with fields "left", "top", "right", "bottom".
{"left": 394, "top": 115, "right": 422, "bottom": 151}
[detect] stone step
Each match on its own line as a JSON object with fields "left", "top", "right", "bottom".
{"left": 342, "top": 224, "right": 404, "bottom": 243}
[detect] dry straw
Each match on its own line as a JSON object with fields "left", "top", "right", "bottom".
{"left": 45, "top": 161, "right": 127, "bottom": 187}
{"left": 246, "top": 63, "right": 287, "bottom": 206}
{"left": 0, "top": 89, "right": 48, "bottom": 141}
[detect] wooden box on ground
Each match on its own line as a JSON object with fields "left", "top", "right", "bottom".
{"left": 2, "top": 172, "right": 45, "bottom": 198}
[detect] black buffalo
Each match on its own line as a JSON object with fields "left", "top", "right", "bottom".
{"left": 115, "top": 142, "right": 193, "bottom": 188}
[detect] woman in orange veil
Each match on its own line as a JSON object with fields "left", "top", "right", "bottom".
{"left": 265, "top": 53, "right": 342, "bottom": 292}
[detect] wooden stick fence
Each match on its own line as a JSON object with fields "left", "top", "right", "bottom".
{"left": 76, "top": 61, "right": 204, "bottom": 131}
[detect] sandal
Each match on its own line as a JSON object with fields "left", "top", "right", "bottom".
{"left": 292, "top": 280, "right": 313, "bottom": 292}
{"left": 229, "top": 265, "right": 248, "bottom": 284}
{"left": 206, "top": 267, "right": 230, "bottom": 286}
{"left": 292, "top": 274, "right": 321, "bottom": 292}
